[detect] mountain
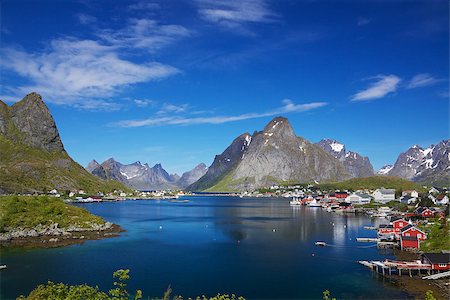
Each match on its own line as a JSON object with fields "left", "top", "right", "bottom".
{"left": 315, "top": 138, "right": 374, "bottom": 178}
{"left": 0, "top": 93, "right": 129, "bottom": 194}
{"left": 188, "top": 117, "right": 350, "bottom": 192}
{"left": 86, "top": 159, "right": 206, "bottom": 190}
{"left": 377, "top": 165, "right": 394, "bottom": 175}
{"left": 380, "top": 141, "right": 450, "bottom": 186}
{"left": 177, "top": 163, "right": 208, "bottom": 188}
{"left": 187, "top": 133, "right": 252, "bottom": 191}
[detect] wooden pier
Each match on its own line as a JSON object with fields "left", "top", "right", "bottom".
{"left": 356, "top": 237, "right": 379, "bottom": 242}
{"left": 358, "top": 260, "right": 438, "bottom": 277}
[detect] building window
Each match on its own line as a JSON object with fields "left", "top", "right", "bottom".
{"left": 438, "top": 264, "right": 447, "bottom": 267}
{"left": 405, "top": 233, "right": 410, "bottom": 236}
{"left": 417, "top": 234, "right": 421, "bottom": 238}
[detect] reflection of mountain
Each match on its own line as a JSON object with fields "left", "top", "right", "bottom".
{"left": 210, "top": 198, "right": 371, "bottom": 244}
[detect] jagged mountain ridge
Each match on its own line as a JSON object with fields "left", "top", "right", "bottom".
{"left": 188, "top": 117, "right": 351, "bottom": 192}
{"left": 379, "top": 140, "right": 450, "bottom": 186}
{"left": 0, "top": 93, "right": 128, "bottom": 194}
{"left": 315, "top": 138, "right": 374, "bottom": 178}
{"left": 87, "top": 159, "right": 207, "bottom": 190}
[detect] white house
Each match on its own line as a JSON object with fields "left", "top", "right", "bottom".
{"left": 345, "top": 193, "right": 372, "bottom": 205}
{"left": 433, "top": 194, "right": 449, "bottom": 206}
{"left": 400, "top": 195, "right": 417, "bottom": 205}
{"left": 402, "top": 190, "right": 419, "bottom": 198}
{"left": 372, "top": 188, "right": 396, "bottom": 204}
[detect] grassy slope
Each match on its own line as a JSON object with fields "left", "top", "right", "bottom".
{"left": 0, "top": 135, "right": 130, "bottom": 194}
{"left": 0, "top": 195, "right": 105, "bottom": 231}
{"left": 419, "top": 219, "right": 450, "bottom": 252}
{"left": 316, "top": 176, "right": 424, "bottom": 192}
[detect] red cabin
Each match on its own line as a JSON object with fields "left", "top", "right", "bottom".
{"left": 400, "top": 224, "right": 426, "bottom": 240}
{"left": 420, "top": 253, "right": 450, "bottom": 271}
{"left": 335, "top": 192, "right": 348, "bottom": 199}
{"left": 392, "top": 218, "right": 408, "bottom": 233}
{"left": 415, "top": 207, "right": 436, "bottom": 218}
{"left": 400, "top": 236, "right": 420, "bottom": 250}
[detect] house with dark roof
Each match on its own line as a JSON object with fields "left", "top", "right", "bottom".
{"left": 415, "top": 207, "right": 436, "bottom": 217}
{"left": 400, "top": 224, "right": 426, "bottom": 241}
{"left": 400, "top": 236, "right": 420, "bottom": 250}
{"left": 420, "top": 253, "right": 450, "bottom": 271}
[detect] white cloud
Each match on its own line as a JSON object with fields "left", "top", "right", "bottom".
{"left": 407, "top": 73, "right": 440, "bottom": 89}
{"left": 351, "top": 75, "right": 401, "bottom": 101}
{"left": 77, "top": 13, "right": 97, "bottom": 25}
{"left": 157, "top": 103, "right": 189, "bottom": 114}
{"left": 195, "top": 0, "right": 278, "bottom": 33}
{"left": 98, "top": 19, "right": 190, "bottom": 52}
{"left": 0, "top": 18, "right": 188, "bottom": 109}
{"left": 127, "top": 1, "right": 161, "bottom": 11}
{"left": 115, "top": 99, "right": 327, "bottom": 127}
{"left": 134, "top": 99, "right": 155, "bottom": 107}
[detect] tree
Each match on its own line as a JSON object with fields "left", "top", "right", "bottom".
{"left": 424, "top": 290, "right": 436, "bottom": 300}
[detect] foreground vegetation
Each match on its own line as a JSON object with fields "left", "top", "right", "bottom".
{"left": 18, "top": 269, "right": 245, "bottom": 300}
{"left": 0, "top": 195, "right": 105, "bottom": 232}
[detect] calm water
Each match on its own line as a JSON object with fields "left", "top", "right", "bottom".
{"left": 1, "top": 196, "right": 411, "bottom": 299}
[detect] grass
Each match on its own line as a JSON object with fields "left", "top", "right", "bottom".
{"left": 0, "top": 195, "right": 105, "bottom": 232}
{"left": 419, "top": 218, "right": 450, "bottom": 252}
{"left": 0, "top": 135, "right": 130, "bottom": 194}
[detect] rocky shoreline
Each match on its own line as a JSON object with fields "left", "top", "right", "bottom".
{"left": 0, "top": 222, "right": 123, "bottom": 248}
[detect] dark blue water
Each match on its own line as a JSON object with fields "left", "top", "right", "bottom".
{"left": 1, "top": 196, "right": 411, "bottom": 299}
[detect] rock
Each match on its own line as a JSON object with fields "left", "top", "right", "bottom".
{"left": 9, "top": 92, "right": 65, "bottom": 152}
{"left": 49, "top": 238, "right": 59, "bottom": 243}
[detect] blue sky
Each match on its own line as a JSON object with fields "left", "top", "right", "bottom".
{"left": 1, "top": 0, "right": 448, "bottom": 175}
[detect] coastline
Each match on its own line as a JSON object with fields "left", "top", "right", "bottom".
{"left": 392, "top": 250, "right": 450, "bottom": 299}
{"left": 0, "top": 223, "right": 124, "bottom": 249}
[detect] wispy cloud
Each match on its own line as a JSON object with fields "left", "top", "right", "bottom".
{"left": 115, "top": 99, "right": 327, "bottom": 128}
{"left": 157, "top": 103, "right": 189, "bottom": 114}
{"left": 0, "top": 17, "right": 188, "bottom": 109}
{"left": 351, "top": 75, "right": 401, "bottom": 101}
{"left": 127, "top": 1, "right": 161, "bottom": 11}
{"left": 195, "top": 0, "right": 278, "bottom": 34}
{"left": 407, "top": 73, "right": 441, "bottom": 89}
{"left": 134, "top": 99, "right": 156, "bottom": 107}
{"left": 97, "top": 19, "right": 190, "bottom": 52}
{"left": 77, "top": 13, "right": 97, "bottom": 25}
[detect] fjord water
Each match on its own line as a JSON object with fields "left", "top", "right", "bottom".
{"left": 1, "top": 196, "right": 410, "bottom": 299}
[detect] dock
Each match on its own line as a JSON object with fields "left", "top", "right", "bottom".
{"left": 422, "top": 270, "right": 450, "bottom": 280}
{"left": 358, "top": 259, "right": 437, "bottom": 277}
{"left": 363, "top": 226, "right": 377, "bottom": 230}
{"left": 356, "top": 237, "right": 379, "bottom": 242}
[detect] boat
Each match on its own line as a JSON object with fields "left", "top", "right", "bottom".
{"left": 307, "top": 199, "right": 322, "bottom": 207}
{"left": 168, "top": 199, "right": 190, "bottom": 203}
{"left": 315, "top": 241, "right": 327, "bottom": 246}
{"left": 0, "top": 265, "right": 7, "bottom": 270}
{"left": 290, "top": 197, "right": 302, "bottom": 205}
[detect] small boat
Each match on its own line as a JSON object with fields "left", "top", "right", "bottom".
{"left": 307, "top": 199, "right": 322, "bottom": 207}
{"left": 0, "top": 265, "right": 7, "bottom": 270}
{"left": 290, "top": 197, "right": 302, "bottom": 205}
{"left": 315, "top": 241, "right": 327, "bottom": 246}
{"left": 168, "top": 199, "right": 190, "bottom": 203}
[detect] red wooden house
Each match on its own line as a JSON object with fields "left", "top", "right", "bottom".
{"left": 400, "top": 224, "right": 426, "bottom": 240}
{"left": 335, "top": 192, "right": 348, "bottom": 199}
{"left": 415, "top": 207, "right": 436, "bottom": 218}
{"left": 420, "top": 253, "right": 450, "bottom": 271}
{"left": 392, "top": 218, "right": 408, "bottom": 234}
{"left": 378, "top": 224, "right": 395, "bottom": 236}
{"left": 400, "top": 236, "right": 420, "bottom": 250}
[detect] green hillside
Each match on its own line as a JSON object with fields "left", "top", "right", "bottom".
{"left": 316, "top": 176, "right": 424, "bottom": 192}
{"left": 0, "top": 135, "right": 129, "bottom": 194}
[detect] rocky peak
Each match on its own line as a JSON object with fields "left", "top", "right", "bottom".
{"left": 262, "top": 116, "right": 295, "bottom": 140}
{"left": 6, "top": 93, "right": 65, "bottom": 152}
{"left": 86, "top": 160, "right": 101, "bottom": 173}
